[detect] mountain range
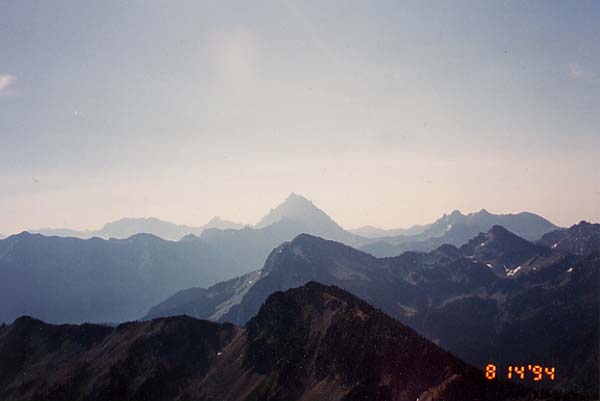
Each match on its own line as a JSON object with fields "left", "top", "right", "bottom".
{"left": 146, "top": 223, "right": 599, "bottom": 394}
{"left": 198, "top": 194, "right": 560, "bottom": 269}
{"left": 0, "top": 232, "right": 246, "bottom": 323}
{"left": 26, "top": 194, "right": 559, "bottom": 263}
{"left": 31, "top": 216, "right": 245, "bottom": 241}
{"left": 359, "top": 208, "right": 560, "bottom": 257}
{"left": 0, "top": 283, "right": 581, "bottom": 401}
{"left": 1, "top": 194, "right": 596, "bottom": 397}
{"left": 0, "top": 194, "right": 572, "bottom": 330}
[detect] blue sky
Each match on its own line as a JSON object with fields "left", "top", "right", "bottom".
{"left": 1, "top": 0, "right": 599, "bottom": 233}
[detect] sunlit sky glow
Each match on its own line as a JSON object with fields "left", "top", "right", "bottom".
{"left": 1, "top": 1, "right": 599, "bottom": 234}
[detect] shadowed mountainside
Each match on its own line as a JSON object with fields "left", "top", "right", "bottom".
{"left": 0, "top": 232, "right": 245, "bottom": 324}
{"left": 0, "top": 283, "right": 582, "bottom": 401}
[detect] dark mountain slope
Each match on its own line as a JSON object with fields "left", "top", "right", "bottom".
{"left": 0, "top": 232, "right": 244, "bottom": 323}
{"left": 0, "top": 315, "right": 236, "bottom": 401}
{"left": 0, "top": 283, "right": 578, "bottom": 401}
{"left": 538, "top": 221, "right": 600, "bottom": 256}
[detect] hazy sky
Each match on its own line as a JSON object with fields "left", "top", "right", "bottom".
{"left": 1, "top": 0, "right": 599, "bottom": 234}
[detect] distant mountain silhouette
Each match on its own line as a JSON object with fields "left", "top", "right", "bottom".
{"left": 0, "top": 232, "right": 246, "bottom": 323}
{"left": 199, "top": 194, "right": 364, "bottom": 269}
{"left": 0, "top": 283, "right": 574, "bottom": 401}
{"left": 360, "top": 209, "right": 559, "bottom": 257}
{"left": 148, "top": 229, "right": 597, "bottom": 394}
{"left": 31, "top": 216, "right": 245, "bottom": 241}
{"left": 538, "top": 221, "right": 600, "bottom": 256}
{"left": 26, "top": 196, "right": 559, "bottom": 264}
{"left": 418, "top": 209, "right": 558, "bottom": 241}
{"left": 254, "top": 193, "right": 360, "bottom": 243}
{"left": 349, "top": 224, "right": 427, "bottom": 238}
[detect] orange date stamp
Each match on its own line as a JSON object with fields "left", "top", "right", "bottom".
{"left": 485, "top": 364, "right": 555, "bottom": 381}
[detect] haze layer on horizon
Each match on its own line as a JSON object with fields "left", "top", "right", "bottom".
{"left": 1, "top": 1, "right": 599, "bottom": 234}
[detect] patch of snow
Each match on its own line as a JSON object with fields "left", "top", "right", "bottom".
{"left": 486, "top": 263, "right": 493, "bottom": 268}
{"left": 506, "top": 265, "right": 522, "bottom": 277}
{"left": 217, "top": 352, "right": 222, "bottom": 356}
{"left": 480, "top": 242, "right": 486, "bottom": 247}
{"left": 567, "top": 267, "right": 574, "bottom": 273}
{"left": 552, "top": 243, "right": 558, "bottom": 249}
